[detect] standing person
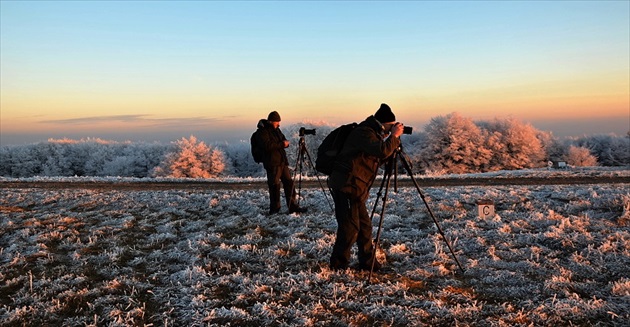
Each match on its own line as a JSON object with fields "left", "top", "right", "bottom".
{"left": 255, "top": 111, "right": 307, "bottom": 215}
{"left": 328, "top": 103, "right": 404, "bottom": 271}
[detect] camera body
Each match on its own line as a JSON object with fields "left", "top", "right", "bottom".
{"left": 403, "top": 126, "right": 413, "bottom": 135}
{"left": 299, "top": 127, "right": 316, "bottom": 136}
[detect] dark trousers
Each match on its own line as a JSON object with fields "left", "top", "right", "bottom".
{"left": 265, "top": 164, "right": 297, "bottom": 213}
{"left": 330, "top": 190, "right": 375, "bottom": 269}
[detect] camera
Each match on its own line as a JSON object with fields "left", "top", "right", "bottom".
{"left": 299, "top": 127, "right": 316, "bottom": 136}
{"left": 403, "top": 126, "right": 413, "bottom": 135}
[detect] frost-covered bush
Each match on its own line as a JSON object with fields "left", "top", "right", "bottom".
{"left": 480, "top": 117, "right": 549, "bottom": 171}
{"left": 221, "top": 140, "right": 265, "bottom": 178}
{"left": 0, "top": 146, "right": 10, "bottom": 176}
{"left": 420, "top": 113, "right": 492, "bottom": 174}
{"left": 568, "top": 133, "right": 629, "bottom": 166}
{"left": 0, "top": 117, "right": 627, "bottom": 178}
{"left": 399, "top": 131, "right": 427, "bottom": 174}
{"left": 565, "top": 145, "right": 599, "bottom": 167}
{"left": 0, "top": 138, "right": 169, "bottom": 178}
{"left": 418, "top": 114, "right": 550, "bottom": 174}
{"left": 102, "top": 143, "right": 167, "bottom": 177}
{"left": 151, "top": 136, "right": 226, "bottom": 178}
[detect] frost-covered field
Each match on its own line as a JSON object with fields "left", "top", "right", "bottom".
{"left": 1, "top": 170, "right": 629, "bottom": 326}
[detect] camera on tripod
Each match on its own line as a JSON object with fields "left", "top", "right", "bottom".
{"left": 394, "top": 122, "right": 413, "bottom": 135}
{"left": 299, "top": 127, "right": 316, "bottom": 136}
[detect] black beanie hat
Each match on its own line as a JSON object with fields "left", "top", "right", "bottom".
{"left": 374, "top": 103, "right": 396, "bottom": 123}
{"left": 267, "top": 111, "right": 281, "bottom": 122}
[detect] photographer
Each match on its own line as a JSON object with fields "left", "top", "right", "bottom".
{"left": 328, "top": 103, "right": 404, "bottom": 271}
{"left": 255, "top": 111, "right": 307, "bottom": 215}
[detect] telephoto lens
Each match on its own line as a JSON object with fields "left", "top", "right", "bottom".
{"left": 299, "top": 127, "right": 316, "bottom": 136}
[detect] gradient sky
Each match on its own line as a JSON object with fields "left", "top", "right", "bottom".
{"left": 1, "top": 1, "right": 629, "bottom": 145}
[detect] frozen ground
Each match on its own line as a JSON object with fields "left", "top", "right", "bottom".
{"left": 0, "top": 168, "right": 629, "bottom": 326}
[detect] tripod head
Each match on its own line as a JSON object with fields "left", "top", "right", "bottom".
{"left": 297, "top": 126, "right": 316, "bottom": 149}
{"left": 382, "top": 145, "right": 414, "bottom": 191}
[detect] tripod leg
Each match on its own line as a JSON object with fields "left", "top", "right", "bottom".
{"left": 300, "top": 140, "right": 335, "bottom": 212}
{"left": 369, "top": 169, "right": 389, "bottom": 221}
{"left": 367, "top": 156, "right": 395, "bottom": 284}
{"left": 398, "top": 150, "right": 465, "bottom": 273}
{"left": 394, "top": 154, "right": 399, "bottom": 193}
{"left": 297, "top": 145, "right": 305, "bottom": 207}
{"left": 292, "top": 140, "right": 302, "bottom": 183}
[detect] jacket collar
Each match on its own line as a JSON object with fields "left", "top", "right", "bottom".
{"left": 257, "top": 119, "right": 270, "bottom": 129}
{"left": 360, "top": 115, "right": 385, "bottom": 134}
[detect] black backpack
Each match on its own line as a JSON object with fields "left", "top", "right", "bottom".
{"left": 250, "top": 129, "right": 264, "bottom": 163}
{"left": 315, "top": 123, "right": 358, "bottom": 175}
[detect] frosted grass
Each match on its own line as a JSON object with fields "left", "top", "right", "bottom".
{"left": 0, "top": 171, "right": 628, "bottom": 326}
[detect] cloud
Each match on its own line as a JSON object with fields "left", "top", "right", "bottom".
{"left": 40, "top": 114, "right": 232, "bottom": 128}
{"left": 41, "top": 115, "right": 147, "bottom": 124}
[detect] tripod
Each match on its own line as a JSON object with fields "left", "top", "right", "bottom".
{"left": 293, "top": 135, "right": 334, "bottom": 212}
{"left": 368, "top": 145, "right": 465, "bottom": 283}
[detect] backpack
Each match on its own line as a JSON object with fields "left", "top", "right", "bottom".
{"left": 315, "top": 123, "right": 358, "bottom": 175}
{"left": 250, "top": 129, "right": 264, "bottom": 163}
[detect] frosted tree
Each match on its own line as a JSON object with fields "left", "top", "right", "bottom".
{"left": 480, "top": 118, "right": 547, "bottom": 170}
{"left": 82, "top": 140, "right": 118, "bottom": 176}
{"left": 541, "top": 135, "right": 568, "bottom": 163}
{"left": 606, "top": 135, "right": 630, "bottom": 166}
{"left": 102, "top": 143, "right": 168, "bottom": 177}
{"left": 60, "top": 138, "right": 94, "bottom": 176}
{"left": 570, "top": 134, "right": 629, "bottom": 166}
{"left": 10, "top": 144, "right": 45, "bottom": 177}
{"left": 400, "top": 131, "right": 428, "bottom": 175}
{"left": 151, "top": 135, "right": 226, "bottom": 178}
{"left": 222, "top": 141, "right": 265, "bottom": 177}
{"left": 0, "top": 146, "right": 10, "bottom": 176}
{"left": 207, "top": 145, "right": 226, "bottom": 177}
{"left": 420, "top": 112, "right": 491, "bottom": 174}
{"left": 42, "top": 142, "right": 75, "bottom": 176}
{"left": 565, "top": 145, "right": 598, "bottom": 166}
{"left": 536, "top": 130, "right": 557, "bottom": 163}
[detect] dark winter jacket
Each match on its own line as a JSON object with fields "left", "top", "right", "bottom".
{"left": 256, "top": 119, "right": 289, "bottom": 169}
{"left": 328, "top": 115, "right": 401, "bottom": 201}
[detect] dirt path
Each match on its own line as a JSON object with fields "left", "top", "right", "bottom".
{"left": 1, "top": 175, "right": 627, "bottom": 191}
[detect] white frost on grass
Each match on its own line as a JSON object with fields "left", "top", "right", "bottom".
{"left": 0, "top": 168, "right": 628, "bottom": 325}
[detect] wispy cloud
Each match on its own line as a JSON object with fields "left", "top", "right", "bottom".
{"left": 40, "top": 114, "right": 233, "bottom": 128}
{"left": 41, "top": 115, "right": 147, "bottom": 124}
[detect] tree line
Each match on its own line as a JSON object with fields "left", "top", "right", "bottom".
{"left": 1, "top": 113, "right": 627, "bottom": 178}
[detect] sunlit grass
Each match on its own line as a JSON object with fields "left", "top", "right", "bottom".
{"left": 0, "top": 180, "right": 628, "bottom": 325}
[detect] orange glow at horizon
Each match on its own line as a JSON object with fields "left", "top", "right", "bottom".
{"left": 2, "top": 71, "right": 628, "bottom": 135}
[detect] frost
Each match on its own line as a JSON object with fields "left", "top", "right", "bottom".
{"left": 0, "top": 170, "right": 628, "bottom": 325}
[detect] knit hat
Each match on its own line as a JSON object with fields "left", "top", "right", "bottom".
{"left": 374, "top": 103, "right": 396, "bottom": 123}
{"left": 267, "top": 111, "right": 281, "bottom": 122}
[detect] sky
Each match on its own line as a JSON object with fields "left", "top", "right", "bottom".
{"left": 1, "top": 0, "right": 629, "bottom": 146}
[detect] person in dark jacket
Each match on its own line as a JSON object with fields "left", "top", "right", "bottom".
{"left": 328, "top": 103, "right": 404, "bottom": 271}
{"left": 256, "top": 111, "right": 307, "bottom": 215}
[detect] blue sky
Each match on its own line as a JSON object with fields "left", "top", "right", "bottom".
{"left": 1, "top": 1, "right": 628, "bottom": 145}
